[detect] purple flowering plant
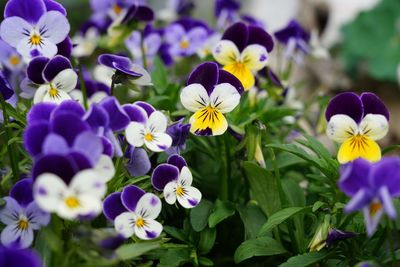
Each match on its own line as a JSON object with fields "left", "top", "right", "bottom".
{"left": 0, "top": 0, "right": 399, "bottom": 266}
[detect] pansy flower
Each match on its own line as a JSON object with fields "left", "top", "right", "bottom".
{"left": 72, "top": 22, "right": 101, "bottom": 58}
{"left": 0, "top": 246, "right": 43, "bottom": 267}
{"left": 0, "top": 0, "right": 70, "bottom": 60}
{"left": 124, "top": 102, "right": 173, "bottom": 152}
{"left": 0, "top": 179, "right": 50, "bottom": 249}
{"left": 0, "top": 71, "right": 18, "bottom": 123}
{"left": 339, "top": 157, "right": 400, "bottom": 236}
{"left": 325, "top": 92, "right": 390, "bottom": 164}
{"left": 215, "top": 0, "right": 240, "bottom": 29}
{"left": 166, "top": 118, "right": 191, "bottom": 154}
{"left": 103, "top": 185, "right": 163, "bottom": 240}
{"left": 152, "top": 155, "right": 202, "bottom": 208}
{"left": 33, "top": 168, "right": 109, "bottom": 220}
{"left": 213, "top": 22, "right": 273, "bottom": 90}
{"left": 180, "top": 62, "right": 243, "bottom": 136}
{"left": 0, "top": 39, "right": 24, "bottom": 72}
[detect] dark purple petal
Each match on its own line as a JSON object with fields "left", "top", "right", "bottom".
{"left": 122, "top": 5, "right": 154, "bottom": 24}
{"left": 248, "top": 25, "right": 274, "bottom": 52}
{"left": 0, "top": 246, "right": 43, "bottom": 267}
{"left": 27, "top": 57, "right": 50, "bottom": 84}
{"left": 0, "top": 71, "right": 15, "bottom": 101}
{"left": 112, "top": 62, "right": 142, "bottom": 78}
{"left": 72, "top": 131, "right": 103, "bottom": 165}
{"left": 121, "top": 185, "right": 146, "bottom": 212}
{"left": 32, "top": 154, "right": 78, "bottom": 182}
{"left": 50, "top": 112, "right": 89, "bottom": 146}
{"left": 360, "top": 93, "right": 390, "bottom": 121}
{"left": 122, "top": 104, "right": 148, "bottom": 123}
{"left": 42, "top": 133, "right": 69, "bottom": 155}
{"left": 84, "top": 105, "right": 110, "bottom": 132}
{"left": 99, "top": 97, "right": 130, "bottom": 131}
{"left": 222, "top": 22, "right": 249, "bottom": 52}
{"left": 339, "top": 158, "right": 372, "bottom": 196}
{"left": 268, "top": 69, "right": 283, "bottom": 88}
{"left": 166, "top": 119, "right": 190, "bottom": 148}
{"left": 326, "top": 228, "right": 357, "bottom": 247}
{"left": 325, "top": 92, "right": 364, "bottom": 123}
{"left": 98, "top": 54, "right": 131, "bottom": 69}
{"left": 52, "top": 100, "right": 85, "bottom": 118}
{"left": 167, "top": 154, "right": 187, "bottom": 170}
{"left": 103, "top": 192, "right": 127, "bottom": 221}
{"left": 125, "top": 147, "right": 151, "bottom": 176}
{"left": 370, "top": 157, "right": 400, "bottom": 196}
{"left": 151, "top": 164, "right": 179, "bottom": 191}
{"left": 4, "top": 0, "right": 46, "bottom": 24}
{"left": 217, "top": 69, "right": 244, "bottom": 94}
{"left": 27, "top": 102, "right": 56, "bottom": 124}
{"left": 56, "top": 37, "right": 72, "bottom": 58}
{"left": 42, "top": 55, "right": 72, "bottom": 82}
{"left": 101, "top": 136, "right": 114, "bottom": 157}
{"left": 134, "top": 101, "right": 155, "bottom": 117}
{"left": 215, "top": 0, "right": 240, "bottom": 16}
{"left": 68, "top": 151, "right": 93, "bottom": 173}
{"left": 274, "top": 20, "right": 310, "bottom": 45}
{"left": 187, "top": 62, "right": 218, "bottom": 95}
{"left": 23, "top": 122, "right": 49, "bottom": 156}
{"left": 44, "top": 0, "right": 67, "bottom": 16}
{"left": 10, "top": 178, "right": 33, "bottom": 207}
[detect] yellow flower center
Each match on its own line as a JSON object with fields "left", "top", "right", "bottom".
{"left": 369, "top": 202, "right": 382, "bottom": 216}
{"left": 65, "top": 196, "right": 80, "bottom": 208}
{"left": 190, "top": 106, "right": 227, "bottom": 135}
{"left": 30, "top": 34, "right": 42, "bottom": 46}
{"left": 9, "top": 55, "right": 20, "bottom": 66}
{"left": 223, "top": 62, "right": 254, "bottom": 90}
{"left": 176, "top": 186, "right": 185, "bottom": 197}
{"left": 113, "top": 4, "right": 122, "bottom": 15}
{"left": 144, "top": 133, "right": 154, "bottom": 141}
{"left": 180, "top": 40, "right": 189, "bottom": 49}
{"left": 49, "top": 85, "right": 59, "bottom": 98}
{"left": 18, "top": 219, "right": 29, "bottom": 230}
{"left": 337, "top": 134, "right": 381, "bottom": 164}
{"left": 135, "top": 217, "right": 145, "bottom": 227}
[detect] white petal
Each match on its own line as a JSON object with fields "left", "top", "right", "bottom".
{"left": 180, "top": 83, "right": 210, "bottom": 112}
{"left": 134, "top": 219, "right": 162, "bottom": 240}
{"left": 114, "top": 212, "right": 135, "bottom": 238}
{"left": 33, "top": 85, "right": 50, "bottom": 104}
{"left": 69, "top": 89, "right": 83, "bottom": 104}
{"left": 178, "top": 166, "right": 193, "bottom": 187}
{"left": 240, "top": 44, "right": 269, "bottom": 71}
{"left": 125, "top": 121, "right": 146, "bottom": 147}
{"left": 34, "top": 173, "right": 67, "bottom": 212}
{"left": 34, "top": 38, "right": 58, "bottom": 58}
{"left": 210, "top": 83, "right": 241, "bottom": 113}
{"left": 359, "top": 114, "right": 389, "bottom": 141}
{"left": 70, "top": 169, "right": 107, "bottom": 198}
{"left": 163, "top": 182, "right": 177, "bottom": 205}
{"left": 36, "top": 11, "right": 70, "bottom": 44}
{"left": 212, "top": 40, "right": 240, "bottom": 66}
{"left": 0, "top": 17, "right": 32, "bottom": 47}
{"left": 42, "top": 89, "right": 71, "bottom": 104}
{"left": 177, "top": 186, "right": 202, "bottom": 209}
{"left": 326, "top": 114, "right": 358, "bottom": 143}
{"left": 89, "top": 91, "right": 108, "bottom": 105}
{"left": 144, "top": 132, "right": 172, "bottom": 152}
{"left": 135, "top": 193, "right": 161, "bottom": 220}
{"left": 147, "top": 111, "right": 168, "bottom": 133}
{"left": 52, "top": 69, "right": 78, "bottom": 93}
{"left": 94, "top": 155, "right": 116, "bottom": 182}
{"left": 94, "top": 65, "right": 113, "bottom": 87}
{"left": 130, "top": 64, "right": 152, "bottom": 86}
{"left": 57, "top": 194, "right": 102, "bottom": 220}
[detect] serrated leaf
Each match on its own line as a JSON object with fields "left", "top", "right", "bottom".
{"left": 116, "top": 241, "right": 160, "bottom": 260}
{"left": 278, "top": 251, "right": 330, "bottom": 267}
{"left": 234, "top": 236, "right": 287, "bottom": 263}
{"left": 190, "top": 199, "right": 213, "bottom": 232}
{"left": 208, "top": 199, "right": 235, "bottom": 228}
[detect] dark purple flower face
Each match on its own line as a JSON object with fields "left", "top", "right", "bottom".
{"left": 0, "top": 246, "right": 43, "bottom": 267}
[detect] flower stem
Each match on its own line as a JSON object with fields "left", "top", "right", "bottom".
{"left": 219, "top": 136, "right": 230, "bottom": 201}
{"left": 140, "top": 33, "right": 148, "bottom": 70}
{"left": 387, "top": 217, "right": 397, "bottom": 267}
{"left": 78, "top": 63, "right": 88, "bottom": 110}
{"left": 110, "top": 75, "right": 116, "bottom": 96}
{"left": 0, "top": 95, "right": 19, "bottom": 182}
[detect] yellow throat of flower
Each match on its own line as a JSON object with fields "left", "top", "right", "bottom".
{"left": 29, "top": 34, "right": 42, "bottom": 46}
{"left": 369, "top": 202, "right": 382, "bottom": 217}
{"left": 65, "top": 196, "right": 80, "bottom": 209}
{"left": 9, "top": 55, "right": 20, "bottom": 66}
{"left": 180, "top": 40, "right": 189, "bottom": 49}
{"left": 18, "top": 219, "right": 29, "bottom": 230}
{"left": 223, "top": 62, "right": 254, "bottom": 90}
{"left": 113, "top": 4, "right": 122, "bottom": 15}
{"left": 337, "top": 134, "right": 381, "bottom": 164}
{"left": 135, "top": 217, "right": 145, "bottom": 227}
{"left": 176, "top": 186, "right": 185, "bottom": 197}
{"left": 144, "top": 133, "right": 154, "bottom": 141}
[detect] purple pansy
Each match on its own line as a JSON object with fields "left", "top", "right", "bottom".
{"left": 164, "top": 18, "right": 209, "bottom": 58}
{"left": 165, "top": 118, "right": 190, "bottom": 155}
{"left": 0, "top": 71, "right": 18, "bottom": 123}
{"left": 0, "top": 0, "right": 70, "bottom": 60}
{"left": 215, "top": 0, "right": 240, "bottom": 29}
{"left": 124, "top": 146, "right": 151, "bottom": 176}
{"left": 180, "top": 61, "right": 243, "bottom": 136}
{"left": 0, "top": 246, "right": 43, "bottom": 267}
{"left": 0, "top": 178, "right": 50, "bottom": 249}
{"left": 325, "top": 92, "right": 390, "bottom": 164}
{"left": 0, "top": 39, "right": 24, "bottom": 72}
{"left": 103, "top": 185, "right": 163, "bottom": 240}
{"left": 339, "top": 157, "right": 400, "bottom": 236}
{"left": 151, "top": 154, "right": 201, "bottom": 208}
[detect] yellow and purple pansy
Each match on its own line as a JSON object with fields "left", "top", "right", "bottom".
{"left": 325, "top": 92, "right": 390, "bottom": 164}
{"left": 180, "top": 61, "right": 244, "bottom": 136}
{"left": 212, "top": 22, "right": 273, "bottom": 90}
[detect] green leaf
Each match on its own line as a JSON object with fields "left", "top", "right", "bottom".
{"left": 237, "top": 203, "right": 267, "bottom": 240}
{"left": 158, "top": 248, "right": 191, "bottom": 267}
{"left": 190, "top": 199, "right": 213, "bottom": 232}
{"left": 198, "top": 227, "right": 216, "bottom": 255}
{"left": 243, "top": 161, "right": 281, "bottom": 217}
{"left": 312, "top": 201, "right": 326, "bottom": 212}
{"left": 258, "top": 207, "right": 311, "bottom": 236}
{"left": 208, "top": 199, "right": 236, "bottom": 228}
{"left": 234, "top": 236, "right": 287, "bottom": 263}
{"left": 151, "top": 57, "right": 168, "bottom": 94}
{"left": 116, "top": 241, "right": 161, "bottom": 260}
{"left": 3, "top": 102, "right": 26, "bottom": 126}
{"left": 163, "top": 226, "right": 187, "bottom": 242}
{"left": 278, "top": 251, "right": 330, "bottom": 267}
{"left": 198, "top": 257, "right": 214, "bottom": 266}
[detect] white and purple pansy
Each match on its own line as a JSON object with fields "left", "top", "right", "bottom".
{"left": 103, "top": 185, "right": 163, "bottom": 240}
{"left": 151, "top": 154, "right": 202, "bottom": 208}
{"left": 33, "top": 168, "right": 109, "bottom": 220}
{"left": 0, "top": 0, "right": 70, "bottom": 60}
{"left": 212, "top": 22, "right": 273, "bottom": 90}
{"left": 180, "top": 61, "right": 243, "bottom": 136}
{"left": 124, "top": 102, "right": 173, "bottom": 152}
{"left": 0, "top": 178, "right": 50, "bottom": 249}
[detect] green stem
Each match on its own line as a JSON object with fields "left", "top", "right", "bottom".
{"left": 140, "top": 34, "right": 148, "bottom": 70}
{"left": 110, "top": 75, "right": 116, "bottom": 96}
{"left": 387, "top": 218, "right": 397, "bottom": 267}
{"left": 219, "top": 136, "right": 229, "bottom": 201}
{"left": 78, "top": 63, "right": 88, "bottom": 110}
{"left": 0, "top": 96, "right": 19, "bottom": 181}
